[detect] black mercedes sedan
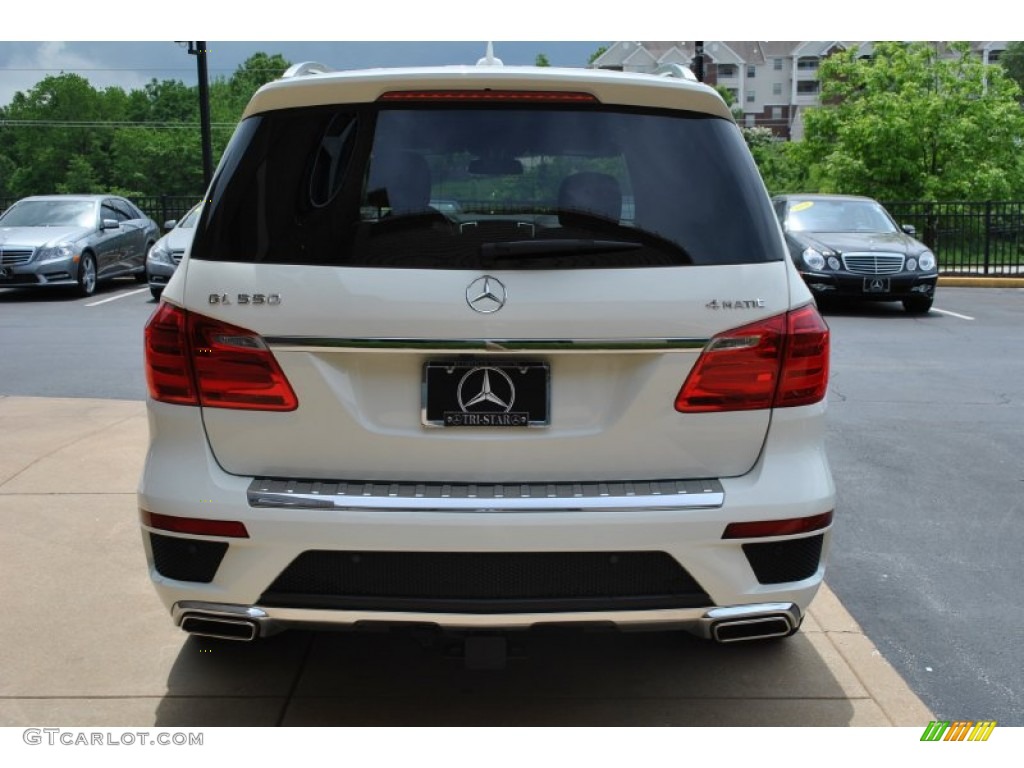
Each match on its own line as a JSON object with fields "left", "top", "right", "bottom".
{"left": 773, "top": 194, "right": 938, "bottom": 314}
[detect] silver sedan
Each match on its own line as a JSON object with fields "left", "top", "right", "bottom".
{"left": 0, "top": 194, "right": 160, "bottom": 297}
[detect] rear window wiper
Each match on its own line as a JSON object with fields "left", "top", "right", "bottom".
{"left": 480, "top": 239, "right": 643, "bottom": 259}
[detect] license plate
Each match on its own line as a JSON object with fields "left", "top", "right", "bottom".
{"left": 863, "top": 277, "right": 890, "bottom": 293}
{"left": 423, "top": 361, "right": 550, "bottom": 427}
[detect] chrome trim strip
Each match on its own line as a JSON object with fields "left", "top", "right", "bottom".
{"left": 247, "top": 478, "right": 725, "bottom": 511}
{"left": 172, "top": 600, "right": 801, "bottom": 637}
{"left": 264, "top": 337, "right": 710, "bottom": 354}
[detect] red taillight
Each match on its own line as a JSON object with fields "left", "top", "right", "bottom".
{"left": 775, "top": 305, "right": 831, "bottom": 407}
{"left": 144, "top": 304, "right": 298, "bottom": 411}
{"left": 141, "top": 510, "right": 249, "bottom": 538}
{"left": 675, "top": 305, "right": 829, "bottom": 413}
{"left": 378, "top": 90, "right": 598, "bottom": 103}
{"left": 144, "top": 303, "right": 197, "bottom": 405}
{"left": 722, "top": 511, "right": 833, "bottom": 539}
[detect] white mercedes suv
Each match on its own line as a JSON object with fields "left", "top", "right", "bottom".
{"left": 140, "top": 59, "right": 834, "bottom": 649}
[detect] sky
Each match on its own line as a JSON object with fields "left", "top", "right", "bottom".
{"left": 0, "top": 2, "right": 1009, "bottom": 107}
{"left": 0, "top": 41, "right": 609, "bottom": 106}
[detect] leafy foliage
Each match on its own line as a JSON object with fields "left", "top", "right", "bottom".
{"left": 795, "top": 42, "right": 1024, "bottom": 201}
{"left": 1000, "top": 41, "right": 1024, "bottom": 100}
{"left": 0, "top": 52, "right": 292, "bottom": 200}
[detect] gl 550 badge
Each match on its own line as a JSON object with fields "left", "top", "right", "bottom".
{"left": 208, "top": 293, "right": 282, "bottom": 306}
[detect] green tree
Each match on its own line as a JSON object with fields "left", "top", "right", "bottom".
{"left": 535, "top": 53, "right": 550, "bottom": 67}
{"left": 798, "top": 41, "right": 1024, "bottom": 201}
{"left": 999, "top": 41, "right": 1024, "bottom": 100}
{"left": 108, "top": 127, "right": 204, "bottom": 197}
{"left": 56, "top": 154, "right": 101, "bottom": 194}
{"left": 2, "top": 74, "right": 111, "bottom": 197}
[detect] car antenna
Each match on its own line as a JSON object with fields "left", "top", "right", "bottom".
{"left": 476, "top": 42, "right": 503, "bottom": 66}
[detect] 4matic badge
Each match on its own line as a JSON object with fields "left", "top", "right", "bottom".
{"left": 705, "top": 298, "right": 766, "bottom": 310}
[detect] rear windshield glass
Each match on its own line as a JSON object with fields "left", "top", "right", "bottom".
{"left": 192, "top": 103, "right": 784, "bottom": 269}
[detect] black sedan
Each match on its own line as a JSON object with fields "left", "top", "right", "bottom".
{"left": 773, "top": 194, "right": 938, "bottom": 314}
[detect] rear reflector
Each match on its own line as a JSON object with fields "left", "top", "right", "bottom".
{"left": 144, "top": 304, "right": 298, "bottom": 411}
{"left": 378, "top": 90, "right": 598, "bottom": 103}
{"left": 675, "top": 304, "right": 829, "bottom": 412}
{"left": 141, "top": 510, "right": 249, "bottom": 538}
{"left": 722, "top": 510, "right": 834, "bottom": 539}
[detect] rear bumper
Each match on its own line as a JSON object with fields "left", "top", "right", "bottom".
{"left": 139, "top": 401, "right": 835, "bottom": 636}
{"left": 172, "top": 599, "right": 804, "bottom": 643}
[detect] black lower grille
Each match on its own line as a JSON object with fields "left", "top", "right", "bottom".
{"left": 0, "top": 273, "right": 38, "bottom": 285}
{"left": 150, "top": 533, "right": 228, "bottom": 583}
{"left": 261, "top": 550, "right": 711, "bottom": 613}
{"left": 743, "top": 535, "right": 824, "bottom": 584}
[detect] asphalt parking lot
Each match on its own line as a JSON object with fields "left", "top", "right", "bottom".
{"left": 0, "top": 281, "right": 1020, "bottom": 726}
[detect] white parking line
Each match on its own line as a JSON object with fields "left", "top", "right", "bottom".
{"left": 932, "top": 308, "right": 975, "bottom": 321}
{"left": 85, "top": 287, "right": 150, "bottom": 307}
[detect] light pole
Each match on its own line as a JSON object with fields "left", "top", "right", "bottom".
{"left": 183, "top": 41, "right": 214, "bottom": 189}
{"left": 694, "top": 41, "right": 705, "bottom": 82}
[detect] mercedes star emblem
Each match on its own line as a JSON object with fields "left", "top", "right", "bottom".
{"left": 457, "top": 367, "right": 516, "bottom": 413}
{"left": 466, "top": 275, "right": 507, "bottom": 314}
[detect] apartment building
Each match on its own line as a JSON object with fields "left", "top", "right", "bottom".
{"left": 590, "top": 42, "right": 1009, "bottom": 140}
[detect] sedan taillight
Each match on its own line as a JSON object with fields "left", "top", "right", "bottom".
{"left": 675, "top": 305, "right": 829, "bottom": 413}
{"left": 144, "top": 304, "right": 297, "bottom": 411}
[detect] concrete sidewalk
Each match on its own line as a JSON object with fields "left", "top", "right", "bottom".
{"left": 0, "top": 396, "right": 934, "bottom": 726}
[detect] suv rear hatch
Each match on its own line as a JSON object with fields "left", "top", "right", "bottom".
{"left": 160, "top": 76, "right": 820, "bottom": 484}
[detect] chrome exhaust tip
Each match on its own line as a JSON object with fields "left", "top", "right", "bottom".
{"left": 180, "top": 614, "right": 258, "bottom": 642}
{"left": 711, "top": 615, "right": 793, "bottom": 643}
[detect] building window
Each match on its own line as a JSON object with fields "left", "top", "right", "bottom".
{"left": 797, "top": 80, "right": 820, "bottom": 95}
{"left": 745, "top": 114, "right": 756, "bottom": 127}
{"left": 773, "top": 58, "right": 783, "bottom": 71}
{"left": 746, "top": 89, "right": 755, "bottom": 103}
{"left": 772, "top": 82, "right": 782, "bottom": 96}
{"left": 771, "top": 106, "right": 783, "bottom": 120}
{"left": 718, "top": 64, "right": 737, "bottom": 77}
{"left": 797, "top": 57, "right": 819, "bottom": 71}
{"left": 746, "top": 64, "right": 756, "bottom": 78}
{"left": 987, "top": 49, "right": 1003, "bottom": 62}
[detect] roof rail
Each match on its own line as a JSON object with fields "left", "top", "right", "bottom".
{"left": 281, "top": 61, "right": 335, "bottom": 79}
{"left": 651, "top": 63, "right": 697, "bottom": 82}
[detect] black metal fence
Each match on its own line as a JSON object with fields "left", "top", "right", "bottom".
{"left": 883, "top": 201, "right": 1024, "bottom": 276}
{"left": 130, "top": 196, "right": 205, "bottom": 226}
{"left": 3, "top": 194, "right": 1023, "bottom": 276}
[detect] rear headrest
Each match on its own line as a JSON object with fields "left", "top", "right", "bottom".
{"left": 558, "top": 172, "right": 622, "bottom": 226}
{"left": 367, "top": 150, "right": 432, "bottom": 214}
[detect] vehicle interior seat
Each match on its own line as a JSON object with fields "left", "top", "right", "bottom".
{"left": 366, "top": 150, "right": 435, "bottom": 215}
{"left": 557, "top": 172, "right": 623, "bottom": 228}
